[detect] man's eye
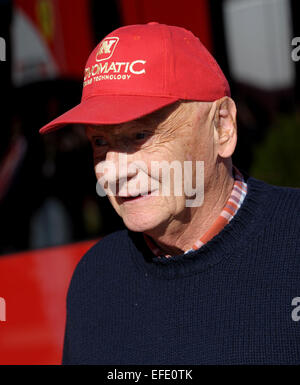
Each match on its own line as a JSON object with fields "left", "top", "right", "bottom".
{"left": 93, "top": 137, "right": 108, "bottom": 147}
{"left": 134, "top": 132, "right": 150, "bottom": 141}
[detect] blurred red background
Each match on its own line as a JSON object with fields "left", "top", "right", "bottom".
{"left": 0, "top": 240, "right": 97, "bottom": 364}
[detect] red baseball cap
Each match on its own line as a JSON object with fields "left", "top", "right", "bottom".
{"left": 39, "top": 22, "right": 230, "bottom": 134}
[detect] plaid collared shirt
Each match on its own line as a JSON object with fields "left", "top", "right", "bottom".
{"left": 143, "top": 166, "right": 247, "bottom": 259}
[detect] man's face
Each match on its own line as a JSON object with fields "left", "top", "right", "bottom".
{"left": 85, "top": 101, "right": 213, "bottom": 235}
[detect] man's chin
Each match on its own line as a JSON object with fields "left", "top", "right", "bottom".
{"left": 121, "top": 213, "right": 165, "bottom": 233}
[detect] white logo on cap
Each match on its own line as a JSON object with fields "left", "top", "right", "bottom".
{"left": 96, "top": 37, "right": 119, "bottom": 62}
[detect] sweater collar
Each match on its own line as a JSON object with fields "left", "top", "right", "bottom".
{"left": 128, "top": 175, "right": 273, "bottom": 280}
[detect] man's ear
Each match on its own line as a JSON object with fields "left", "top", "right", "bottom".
{"left": 213, "top": 97, "right": 237, "bottom": 158}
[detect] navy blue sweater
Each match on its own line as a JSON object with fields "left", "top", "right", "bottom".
{"left": 62, "top": 176, "right": 300, "bottom": 364}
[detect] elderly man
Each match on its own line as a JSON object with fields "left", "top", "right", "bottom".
{"left": 40, "top": 23, "right": 300, "bottom": 365}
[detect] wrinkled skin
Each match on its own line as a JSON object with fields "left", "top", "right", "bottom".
{"left": 86, "top": 97, "right": 237, "bottom": 255}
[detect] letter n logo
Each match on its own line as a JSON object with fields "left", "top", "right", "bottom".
{"left": 96, "top": 37, "right": 119, "bottom": 62}
{"left": 0, "top": 297, "right": 6, "bottom": 322}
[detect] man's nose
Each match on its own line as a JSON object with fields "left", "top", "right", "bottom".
{"left": 105, "top": 151, "right": 138, "bottom": 187}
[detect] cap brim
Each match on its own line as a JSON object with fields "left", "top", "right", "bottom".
{"left": 39, "top": 95, "right": 179, "bottom": 134}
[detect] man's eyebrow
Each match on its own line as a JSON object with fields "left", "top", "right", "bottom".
{"left": 85, "top": 125, "right": 109, "bottom": 134}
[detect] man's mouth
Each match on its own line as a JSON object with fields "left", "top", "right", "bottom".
{"left": 119, "top": 191, "right": 157, "bottom": 202}
{"left": 121, "top": 195, "right": 145, "bottom": 202}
